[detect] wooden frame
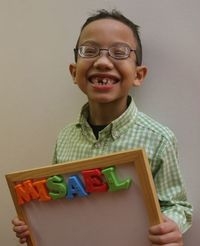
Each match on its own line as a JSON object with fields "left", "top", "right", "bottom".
{"left": 6, "top": 148, "right": 163, "bottom": 246}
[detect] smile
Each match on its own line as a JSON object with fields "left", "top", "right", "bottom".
{"left": 89, "top": 75, "right": 120, "bottom": 86}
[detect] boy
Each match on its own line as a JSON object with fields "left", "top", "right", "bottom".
{"left": 13, "top": 9, "right": 192, "bottom": 245}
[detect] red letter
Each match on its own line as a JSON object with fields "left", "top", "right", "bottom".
{"left": 82, "top": 169, "right": 108, "bottom": 193}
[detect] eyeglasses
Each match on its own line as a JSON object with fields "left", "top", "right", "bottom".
{"left": 74, "top": 45, "right": 136, "bottom": 60}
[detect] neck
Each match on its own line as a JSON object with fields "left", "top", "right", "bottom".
{"left": 88, "top": 98, "right": 128, "bottom": 125}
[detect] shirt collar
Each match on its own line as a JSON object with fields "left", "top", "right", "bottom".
{"left": 76, "top": 96, "right": 138, "bottom": 140}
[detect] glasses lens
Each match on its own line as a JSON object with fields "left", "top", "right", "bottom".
{"left": 79, "top": 46, "right": 98, "bottom": 58}
{"left": 109, "top": 46, "right": 129, "bottom": 59}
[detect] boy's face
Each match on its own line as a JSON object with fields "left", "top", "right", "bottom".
{"left": 70, "top": 19, "right": 147, "bottom": 105}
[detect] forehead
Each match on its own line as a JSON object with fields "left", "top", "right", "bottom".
{"left": 79, "top": 19, "right": 137, "bottom": 47}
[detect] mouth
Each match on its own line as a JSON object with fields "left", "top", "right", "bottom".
{"left": 88, "top": 75, "right": 120, "bottom": 86}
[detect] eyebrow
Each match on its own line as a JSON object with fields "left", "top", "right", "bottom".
{"left": 79, "top": 41, "right": 134, "bottom": 48}
{"left": 79, "top": 40, "right": 99, "bottom": 46}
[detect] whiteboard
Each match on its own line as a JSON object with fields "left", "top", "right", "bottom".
{"left": 6, "top": 149, "right": 162, "bottom": 246}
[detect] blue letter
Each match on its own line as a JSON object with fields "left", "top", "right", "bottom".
{"left": 66, "top": 175, "right": 88, "bottom": 199}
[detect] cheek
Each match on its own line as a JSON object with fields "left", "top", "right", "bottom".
{"left": 75, "top": 61, "right": 90, "bottom": 80}
{"left": 119, "top": 63, "right": 136, "bottom": 79}
{"left": 73, "top": 66, "right": 88, "bottom": 92}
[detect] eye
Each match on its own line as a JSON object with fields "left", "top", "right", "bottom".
{"left": 81, "top": 46, "right": 98, "bottom": 57}
{"left": 110, "top": 46, "right": 128, "bottom": 58}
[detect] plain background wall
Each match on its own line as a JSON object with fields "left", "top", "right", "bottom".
{"left": 1, "top": 0, "right": 199, "bottom": 245}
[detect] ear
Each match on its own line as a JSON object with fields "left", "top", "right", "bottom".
{"left": 133, "top": 65, "right": 148, "bottom": 87}
{"left": 69, "top": 63, "right": 77, "bottom": 84}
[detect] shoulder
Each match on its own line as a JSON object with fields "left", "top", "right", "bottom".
{"left": 136, "top": 111, "right": 177, "bottom": 144}
{"left": 135, "top": 112, "right": 178, "bottom": 164}
{"left": 56, "top": 122, "right": 81, "bottom": 142}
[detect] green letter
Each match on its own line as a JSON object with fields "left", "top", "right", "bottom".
{"left": 46, "top": 175, "right": 67, "bottom": 200}
{"left": 102, "top": 166, "right": 132, "bottom": 192}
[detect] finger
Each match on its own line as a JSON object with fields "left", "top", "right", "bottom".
{"left": 151, "top": 244, "right": 182, "bottom": 246}
{"left": 13, "top": 224, "right": 28, "bottom": 233}
{"left": 12, "top": 218, "right": 25, "bottom": 226}
{"left": 149, "top": 222, "right": 170, "bottom": 235}
{"left": 19, "top": 237, "right": 28, "bottom": 244}
{"left": 149, "top": 230, "right": 182, "bottom": 244}
{"left": 15, "top": 229, "right": 29, "bottom": 237}
{"left": 150, "top": 219, "right": 180, "bottom": 235}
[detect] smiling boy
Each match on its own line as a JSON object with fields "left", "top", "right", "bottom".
{"left": 12, "top": 9, "right": 192, "bottom": 245}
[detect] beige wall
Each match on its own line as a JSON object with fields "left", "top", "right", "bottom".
{"left": 1, "top": 0, "right": 199, "bottom": 245}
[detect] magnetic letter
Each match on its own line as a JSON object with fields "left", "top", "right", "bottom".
{"left": 102, "top": 166, "right": 132, "bottom": 192}
{"left": 15, "top": 180, "right": 39, "bottom": 205}
{"left": 33, "top": 179, "right": 51, "bottom": 202}
{"left": 67, "top": 175, "right": 88, "bottom": 199}
{"left": 82, "top": 169, "right": 108, "bottom": 193}
{"left": 46, "top": 175, "right": 67, "bottom": 200}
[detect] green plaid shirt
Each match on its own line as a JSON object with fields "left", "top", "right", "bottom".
{"left": 53, "top": 96, "right": 192, "bottom": 233}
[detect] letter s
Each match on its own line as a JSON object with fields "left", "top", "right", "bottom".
{"left": 46, "top": 175, "right": 67, "bottom": 200}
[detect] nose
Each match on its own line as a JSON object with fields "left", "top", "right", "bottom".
{"left": 93, "top": 50, "right": 114, "bottom": 70}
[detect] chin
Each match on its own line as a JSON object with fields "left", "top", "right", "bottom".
{"left": 89, "top": 95, "right": 120, "bottom": 104}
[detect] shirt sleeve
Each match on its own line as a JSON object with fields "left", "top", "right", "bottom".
{"left": 152, "top": 131, "right": 193, "bottom": 233}
{"left": 52, "top": 143, "right": 58, "bottom": 164}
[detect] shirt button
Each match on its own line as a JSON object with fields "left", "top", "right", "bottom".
{"left": 94, "top": 143, "right": 101, "bottom": 148}
{"left": 112, "top": 131, "right": 119, "bottom": 139}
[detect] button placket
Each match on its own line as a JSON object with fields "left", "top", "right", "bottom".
{"left": 94, "top": 142, "right": 101, "bottom": 148}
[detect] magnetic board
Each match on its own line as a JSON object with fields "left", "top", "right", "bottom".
{"left": 6, "top": 148, "right": 163, "bottom": 246}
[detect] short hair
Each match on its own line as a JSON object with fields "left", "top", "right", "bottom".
{"left": 74, "top": 9, "right": 142, "bottom": 66}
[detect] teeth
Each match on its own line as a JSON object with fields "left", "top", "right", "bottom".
{"left": 91, "top": 77, "right": 114, "bottom": 85}
{"left": 102, "top": 78, "right": 108, "bottom": 84}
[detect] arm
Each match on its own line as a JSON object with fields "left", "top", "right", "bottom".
{"left": 12, "top": 217, "right": 30, "bottom": 244}
{"left": 151, "top": 130, "right": 192, "bottom": 233}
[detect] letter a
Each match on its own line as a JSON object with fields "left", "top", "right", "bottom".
{"left": 67, "top": 175, "right": 88, "bottom": 199}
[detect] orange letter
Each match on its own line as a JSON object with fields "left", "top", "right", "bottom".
{"left": 15, "top": 180, "right": 39, "bottom": 205}
{"left": 33, "top": 179, "right": 51, "bottom": 202}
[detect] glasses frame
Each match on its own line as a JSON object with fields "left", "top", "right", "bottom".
{"left": 74, "top": 45, "right": 137, "bottom": 61}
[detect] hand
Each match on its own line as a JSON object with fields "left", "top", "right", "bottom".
{"left": 12, "top": 217, "right": 30, "bottom": 244}
{"left": 149, "top": 215, "right": 183, "bottom": 245}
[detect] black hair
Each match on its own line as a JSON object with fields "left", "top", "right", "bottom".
{"left": 74, "top": 9, "right": 142, "bottom": 66}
